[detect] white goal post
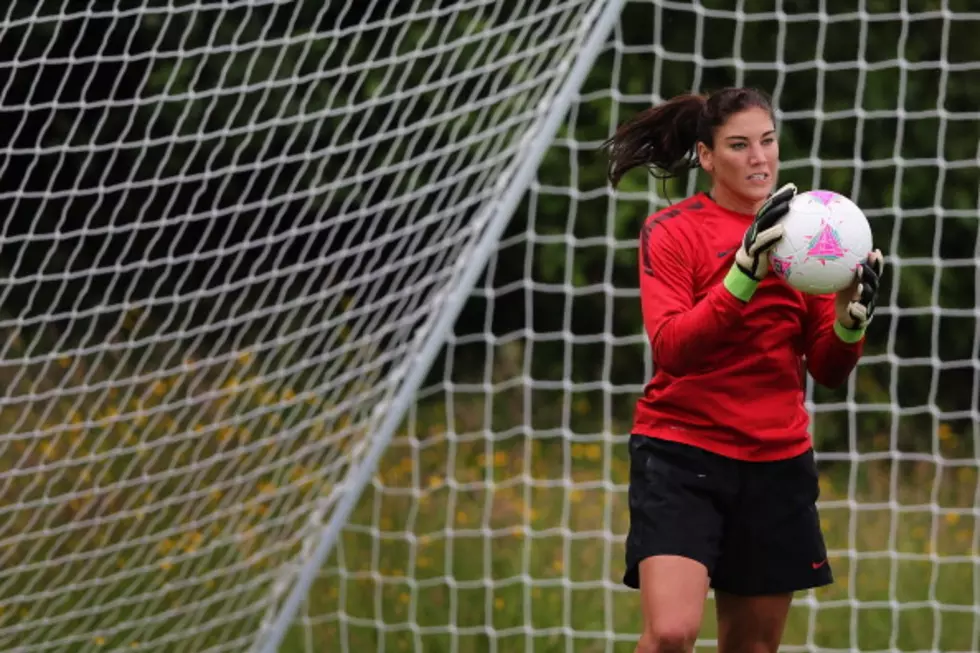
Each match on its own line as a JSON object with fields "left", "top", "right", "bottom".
{"left": 0, "top": 1, "right": 625, "bottom": 652}
{"left": 0, "top": 1, "right": 977, "bottom": 653}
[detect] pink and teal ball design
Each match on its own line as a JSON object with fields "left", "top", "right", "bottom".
{"left": 771, "top": 254, "right": 793, "bottom": 278}
{"left": 806, "top": 222, "right": 846, "bottom": 261}
{"left": 809, "top": 190, "right": 841, "bottom": 206}
{"left": 768, "top": 189, "right": 874, "bottom": 294}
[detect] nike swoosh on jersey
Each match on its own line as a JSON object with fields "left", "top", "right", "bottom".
{"left": 717, "top": 246, "right": 739, "bottom": 258}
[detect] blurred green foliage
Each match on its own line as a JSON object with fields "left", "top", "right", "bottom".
{"left": 0, "top": 1, "right": 975, "bottom": 649}
{"left": 0, "top": 1, "right": 974, "bottom": 453}
{"left": 456, "top": 0, "right": 979, "bottom": 453}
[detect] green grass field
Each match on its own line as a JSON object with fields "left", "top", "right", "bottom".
{"left": 0, "top": 323, "right": 975, "bottom": 652}
{"left": 0, "top": 321, "right": 347, "bottom": 651}
{"left": 284, "top": 408, "right": 979, "bottom": 653}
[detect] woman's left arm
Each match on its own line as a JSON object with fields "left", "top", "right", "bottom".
{"left": 804, "top": 250, "right": 885, "bottom": 388}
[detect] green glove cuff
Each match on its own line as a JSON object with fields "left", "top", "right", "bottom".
{"left": 834, "top": 320, "right": 866, "bottom": 343}
{"left": 723, "top": 264, "right": 760, "bottom": 302}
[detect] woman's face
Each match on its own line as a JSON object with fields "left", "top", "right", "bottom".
{"left": 698, "top": 106, "right": 779, "bottom": 209}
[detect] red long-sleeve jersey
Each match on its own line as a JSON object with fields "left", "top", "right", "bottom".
{"left": 632, "top": 192, "right": 865, "bottom": 462}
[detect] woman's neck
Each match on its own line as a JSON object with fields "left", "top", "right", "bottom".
{"left": 707, "top": 184, "right": 763, "bottom": 217}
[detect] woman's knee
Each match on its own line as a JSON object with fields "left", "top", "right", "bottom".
{"left": 635, "top": 620, "right": 700, "bottom": 653}
{"left": 635, "top": 555, "right": 708, "bottom": 653}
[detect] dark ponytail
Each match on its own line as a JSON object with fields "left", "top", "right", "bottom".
{"left": 603, "top": 87, "right": 775, "bottom": 188}
{"left": 603, "top": 94, "right": 706, "bottom": 187}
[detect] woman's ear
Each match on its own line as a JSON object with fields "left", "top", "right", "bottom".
{"left": 696, "top": 141, "right": 712, "bottom": 173}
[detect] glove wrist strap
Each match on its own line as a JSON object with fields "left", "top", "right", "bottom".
{"left": 834, "top": 319, "right": 866, "bottom": 343}
{"left": 724, "top": 264, "right": 760, "bottom": 302}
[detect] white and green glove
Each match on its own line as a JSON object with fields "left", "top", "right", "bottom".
{"left": 724, "top": 182, "right": 797, "bottom": 301}
{"left": 834, "top": 249, "right": 884, "bottom": 341}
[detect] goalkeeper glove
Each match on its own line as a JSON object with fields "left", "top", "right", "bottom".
{"left": 734, "top": 182, "right": 797, "bottom": 280}
{"left": 836, "top": 249, "right": 884, "bottom": 332}
{"left": 723, "top": 182, "right": 796, "bottom": 301}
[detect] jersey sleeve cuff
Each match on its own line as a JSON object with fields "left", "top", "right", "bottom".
{"left": 833, "top": 320, "right": 866, "bottom": 343}
{"left": 723, "top": 265, "right": 760, "bottom": 302}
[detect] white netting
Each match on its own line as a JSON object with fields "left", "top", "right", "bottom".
{"left": 0, "top": 1, "right": 611, "bottom": 650}
{"left": 315, "top": 2, "right": 980, "bottom": 653}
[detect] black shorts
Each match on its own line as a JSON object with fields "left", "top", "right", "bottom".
{"left": 623, "top": 434, "right": 832, "bottom": 596}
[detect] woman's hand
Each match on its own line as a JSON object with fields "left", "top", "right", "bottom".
{"left": 734, "top": 182, "right": 797, "bottom": 281}
{"left": 836, "top": 249, "right": 884, "bottom": 330}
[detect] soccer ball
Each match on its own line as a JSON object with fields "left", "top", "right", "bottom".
{"left": 769, "top": 190, "right": 874, "bottom": 294}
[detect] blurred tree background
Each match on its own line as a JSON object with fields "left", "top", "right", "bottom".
{"left": 0, "top": 0, "right": 976, "bottom": 650}
{"left": 455, "top": 0, "right": 979, "bottom": 456}
{"left": 0, "top": 0, "right": 975, "bottom": 452}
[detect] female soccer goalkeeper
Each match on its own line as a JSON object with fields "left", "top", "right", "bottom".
{"left": 605, "top": 86, "right": 884, "bottom": 653}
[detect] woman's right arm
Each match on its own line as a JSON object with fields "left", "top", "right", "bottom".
{"left": 640, "top": 222, "right": 759, "bottom": 376}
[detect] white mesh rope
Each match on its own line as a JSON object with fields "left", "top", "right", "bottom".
{"left": 312, "top": 2, "right": 980, "bottom": 653}
{"left": 0, "top": 1, "right": 615, "bottom": 651}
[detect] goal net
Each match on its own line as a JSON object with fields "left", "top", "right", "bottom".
{"left": 0, "top": 1, "right": 976, "bottom": 652}
{"left": 0, "top": 1, "right": 616, "bottom": 651}
{"left": 314, "top": 2, "right": 980, "bottom": 653}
